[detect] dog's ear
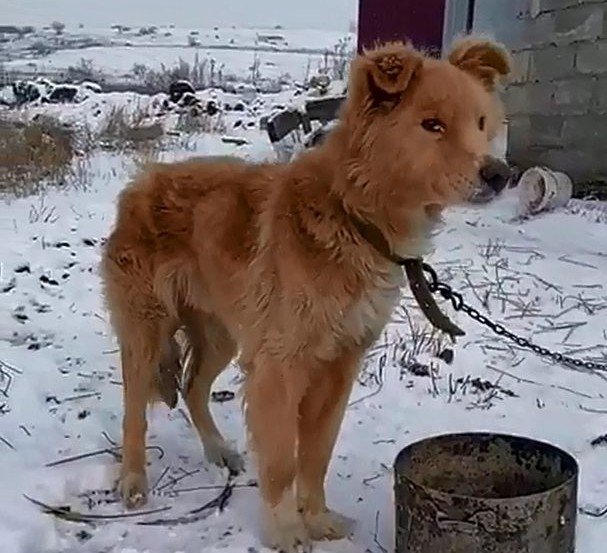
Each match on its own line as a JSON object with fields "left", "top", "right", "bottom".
{"left": 349, "top": 42, "right": 423, "bottom": 108}
{"left": 448, "top": 38, "right": 511, "bottom": 90}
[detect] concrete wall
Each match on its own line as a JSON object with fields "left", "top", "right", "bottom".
{"left": 472, "top": 0, "right": 607, "bottom": 184}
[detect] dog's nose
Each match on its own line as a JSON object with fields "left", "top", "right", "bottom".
{"left": 479, "top": 156, "right": 511, "bottom": 193}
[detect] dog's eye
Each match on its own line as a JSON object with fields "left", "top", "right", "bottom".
{"left": 421, "top": 118, "right": 446, "bottom": 133}
{"left": 479, "top": 116, "right": 486, "bottom": 131}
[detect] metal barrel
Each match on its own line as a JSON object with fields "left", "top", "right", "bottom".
{"left": 394, "top": 433, "right": 578, "bottom": 553}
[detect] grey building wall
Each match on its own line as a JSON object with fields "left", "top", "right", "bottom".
{"left": 472, "top": 0, "right": 607, "bottom": 185}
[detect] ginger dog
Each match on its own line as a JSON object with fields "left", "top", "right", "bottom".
{"left": 101, "top": 38, "right": 511, "bottom": 551}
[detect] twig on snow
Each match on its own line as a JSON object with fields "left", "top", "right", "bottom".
{"left": 46, "top": 445, "right": 165, "bottom": 468}
{"left": 171, "top": 481, "right": 258, "bottom": 496}
{"left": 151, "top": 465, "right": 171, "bottom": 492}
{"left": 579, "top": 405, "right": 607, "bottom": 414}
{"left": 138, "top": 474, "right": 235, "bottom": 526}
{"left": 486, "top": 365, "right": 597, "bottom": 399}
{"left": 24, "top": 494, "right": 170, "bottom": 524}
{"left": 61, "top": 392, "right": 101, "bottom": 403}
{"left": 101, "top": 431, "right": 117, "bottom": 446}
{"left": 155, "top": 468, "right": 200, "bottom": 493}
{"left": 0, "top": 435, "right": 15, "bottom": 450}
{"left": 373, "top": 510, "right": 387, "bottom": 553}
{"left": 580, "top": 505, "right": 607, "bottom": 518}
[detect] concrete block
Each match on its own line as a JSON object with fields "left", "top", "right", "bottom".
{"left": 553, "top": 78, "right": 595, "bottom": 110}
{"left": 508, "top": 114, "right": 532, "bottom": 133}
{"left": 474, "top": 9, "right": 555, "bottom": 50}
{"left": 505, "top": 82, "right": 558, "bottom": 115}
{"left": 505, "top": 86, "right": 529, "bottom": 116}
{"left": 576, "top": 41, "right": 607, "bottom": 74}
{"left": 474, "top": 0, "right": 526, "bottom": 29}
{"left": 554, "top": 4, "right": 604, "bottom": 43}
{"left": 533, "top": 147, "right": 607, "bottom": 182}
{"left": 507, "top": 115, "right": 533, "bottom": 155}
{"left": 510, "top": 50, "right": 532, "bottom": 84}
{"left": 529, "top": 114, "right": 566, "bottom": 147}
{"left": 562, "top": 114, "right": 607, "bottom": 145}
{"left": 530, "top": 46, "right": 577, "bottom": 80}
{"left": 536, "top": 0, "right": 579, "bottom": 13}
{"left": 523, "top": 13, "right": 557, "bottom": 48}
{"left": 595, "top": 77, "right": 607, "bottom": 108}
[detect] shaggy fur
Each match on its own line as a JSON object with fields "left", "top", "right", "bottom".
{"left": 101, "top": 38, "right": 511, "bottom": 551}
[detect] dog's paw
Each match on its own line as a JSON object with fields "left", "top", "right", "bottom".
{"left": 118, "top": 471, "right": 148, "bottom": 509}
{"left": 264, "top": 504, "right": 311, "bottom": 552}
{"left": 304, "top": 509, "right": 354, "bottom": 541}
{"left": 204, "top": 439, "right": 244, "bottom": 475}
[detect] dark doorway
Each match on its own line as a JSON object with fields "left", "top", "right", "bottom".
{"left": 357, "top": 0, "right": 447, "bottom": 54}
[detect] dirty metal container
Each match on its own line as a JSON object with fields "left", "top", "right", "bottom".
{"left": 394, "top": 433, "right": 578, "bottom": 553}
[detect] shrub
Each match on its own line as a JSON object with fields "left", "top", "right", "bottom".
{"left": 0, "top": 115, "right": 79, "bottom": 196}
{"left": 99, "top": 104, "right": 163, "bottom": 151}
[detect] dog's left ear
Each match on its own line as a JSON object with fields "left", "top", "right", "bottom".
{"left": 349, "top": 42, "right": 423, "bottom": 108}
{"left": 448, "top": 38, "right": 511, "bottom": 90}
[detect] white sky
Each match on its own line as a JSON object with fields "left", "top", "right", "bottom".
{"left": 3, "top": 0, "right": 358, "bottom": 31}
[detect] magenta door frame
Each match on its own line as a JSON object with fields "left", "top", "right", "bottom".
{"left": 357, "top": 0, "right": 447, "bottom": 54}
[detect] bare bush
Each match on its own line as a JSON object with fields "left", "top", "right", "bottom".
{"left": 66, "top": 58, "right": 99, "bottom": 82}
{"left": 317, "top": 37, "right": 355, "bottom": 82}
{"left": 175, "top": 110, "right": 226, "bottom": 135}
{"left": 31, "top": 40, "right": 52, "bottom": 55}
{"left": 134, "top": 54, "right": 213, "bottom": 94}
{"left": 99, "top": 104, "right": 163, "bottom": 151}
{"left": 51, "top": 21, "right": 66, "bottom": 36}
{"left": 0, "top": 115, "right": 79, "bottom": 197}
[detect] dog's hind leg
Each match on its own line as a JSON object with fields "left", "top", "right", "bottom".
{"left": 117, "top": 317, "right": 172, "bottom": 508}
{"left": 181, "top": 313, "right": 243, "bottom": 473}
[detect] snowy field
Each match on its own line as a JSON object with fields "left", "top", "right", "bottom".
{"left": 1, "top": 34, "right": 607, "bottom": 553}
{"left": 3, "top": 26, "right": 354, "bottom": 83}
{"left": 7, "top": 46, "right": 323, "bottom": 83}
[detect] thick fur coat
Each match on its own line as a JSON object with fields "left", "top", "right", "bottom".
{"left": 101, "top": 38, "right": 511, "bottom": 551}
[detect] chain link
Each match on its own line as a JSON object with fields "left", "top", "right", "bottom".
{"left": 421, "top": 263, "right": 607, "bottom": 372}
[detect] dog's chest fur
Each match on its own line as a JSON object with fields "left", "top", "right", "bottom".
{"left": 329, "top": 214, "right": 442, "bottom": 351}
{"left": 331, "top": 263, "right": 405, "bottom": 350}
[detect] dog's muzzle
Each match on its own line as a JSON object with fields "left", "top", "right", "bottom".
{"left": 470, "top": 155, "right": 512, "bottom": 203}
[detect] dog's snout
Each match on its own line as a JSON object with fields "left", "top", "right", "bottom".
{"left": 479, "top": 156, "right": 511, "bottom": 194}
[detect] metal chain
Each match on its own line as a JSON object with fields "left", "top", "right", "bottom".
{"left": 420, "top": 263, "right": 607, "bottom": 372}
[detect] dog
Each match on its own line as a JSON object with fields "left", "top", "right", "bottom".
{"left": 101, "top": 38, "right": 511, "bottom": 551}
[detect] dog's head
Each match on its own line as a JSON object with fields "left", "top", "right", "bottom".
{"left": 339, "top": 38, "right": 512, "bottom": 211}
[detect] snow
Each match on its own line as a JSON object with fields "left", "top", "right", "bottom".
{"left": 4, "top": 27, "right": 355, "bottom": 84}
{"left": 1, "top": 129, "right": 607, "bottom": 552}
{"left": 1, "top": 30, "right": 607, "bottom": 553}
{"left": 8, "top": 46, "right": 325, "bottom": 83}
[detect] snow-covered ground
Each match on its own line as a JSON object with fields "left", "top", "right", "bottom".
{"left": 7, "top": 46, "right": 324, "bottom": 83}
{"left": 1, "top": 125, "right": 607, "bottom": 552}
{"left": 3, "top": 26, "right": 354, "bottom": 84}
{"left": 1, "top": 33, "right": 607, "bottom": 553}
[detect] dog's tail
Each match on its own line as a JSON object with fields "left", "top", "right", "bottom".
{"left": 149, "top": 330, "right": 198, "bottom": 408}
{"left": 150, "top": 335, "right": 183, "bottom": 408}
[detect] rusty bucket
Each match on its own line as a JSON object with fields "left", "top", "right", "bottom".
{"left": 394, "top": 433, "right": 578, "bottom": 553}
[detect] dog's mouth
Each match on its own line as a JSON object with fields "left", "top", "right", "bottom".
{"left": 469, "top": 155, "right": 512, "bottom": 204}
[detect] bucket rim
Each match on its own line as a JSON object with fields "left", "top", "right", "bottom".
{"left": 394, "top": 431, "right": 579, "bottom": 502}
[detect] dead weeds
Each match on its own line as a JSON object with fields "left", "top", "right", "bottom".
{"left": 0, "top": 115, "right": 80, "bottom": 197}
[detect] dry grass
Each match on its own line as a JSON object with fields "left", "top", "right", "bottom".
{"left": 133, "top": 54, "right": 217, "bottom": 94}
{"left": 0, "top": 115, "right": 80, "bottom": 197}
{"left": 175, "top": 110, "right": 227, "bottom": 135}
{"left": 99, "top": 105, "right": 163, "bottom": 152}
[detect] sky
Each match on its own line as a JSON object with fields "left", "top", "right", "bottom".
{"left": 3, "top": 0, "right": 359, "bottom": 31}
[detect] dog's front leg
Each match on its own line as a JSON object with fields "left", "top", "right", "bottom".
{"left": 245, "top": 353, "right": 310, "bottom": 552}
{"left": 296, "top": 348, "right": 361, "bottom": 541}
